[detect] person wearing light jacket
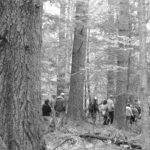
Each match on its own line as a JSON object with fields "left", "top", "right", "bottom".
{"left": 126, "top": 103, "right": 133, "bottom": 126}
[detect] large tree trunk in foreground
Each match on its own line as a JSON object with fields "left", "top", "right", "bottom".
{"left": 115, "top": 0, "right": 129, "bottom": 129}
{"left": 0, "top": 1, "right": 45, "bottom": 150}
{"left": 139, "top": 0, "right": 150, "bottom": 149}
{"left": 68, "top": 0, "right": 88, "bottom": 120}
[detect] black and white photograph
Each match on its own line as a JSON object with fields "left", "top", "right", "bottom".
{"left": 0, "top": 0, "right": 149, "bottom": 149}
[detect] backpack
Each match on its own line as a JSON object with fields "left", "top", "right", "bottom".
{"left": 54, "top": 97, "right": 65, "bottom": 112}
{"left": 135, "top": 105, "right": 141, "bottom": 115}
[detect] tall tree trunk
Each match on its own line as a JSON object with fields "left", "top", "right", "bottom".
{"left": 139, "top": 0, "right": 150, "bottom": 149}
{"left": 57, "top": 0, "right": 66, "bottom": 95}
{"left": 68, "top": 0, "right": 88, "bottom": 120}
{"left": 0, "top": 1, "right": 45, "bottom": 150}
{"left": 115, "top": 0, "right": 129, "bottom": 129}
{"left": 107, "top": 49, "right": 115, "bottom": 98}
{"left": 126, "top": 49, "right": 132, "bottom": 102}
{"left": 126, "top": 6, "right": 132, "bottom": 103}
{"left": 107, "top": 2, "right": 115, "bottom": 98}
{"left": 84, "top": 83, "right": 87, "bottom": 109}
{"left": 65, "top": 0, "right": 72, "bottom": 91}
{"left": 84, "top": 28, "right": 91, "bottom": 110}
{"left": 86, "top": 28, "right": 91, "bottom": 103}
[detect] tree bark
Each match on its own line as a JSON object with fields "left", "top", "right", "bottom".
{"left": 115, "top": 0, "right": 130, "bottom": 129}
{"left": 107, "top": 49, "right": 115, "bottom": 98}
{"left": 107, "top": 2, "right": 115, "bottom": 98}
{"left": 86, "top": 28, "right": 91, "bottom": 103}
{"left": 0, "top": 1, "right": 45, "bottom": 150}
{"left": 65, "top": 0, "right": 72, "bottom": 92}
{"left": 57, "top": 0, "right": 66, "bottom": 95}
{"left": 139, "top": 0, "right": 150, "bottom": 149}
{"left": 68, "top": 0, "right": 88, "bottom": 120}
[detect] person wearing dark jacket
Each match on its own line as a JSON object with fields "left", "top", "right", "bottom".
{"left": 42, "top": 99, "right": 52, "bottom": 116}
{"left": 88, "top": 97, "right": 99, "bottom": 124}
{"left": 42, "top": 99, "right": 52, "bottom": 131}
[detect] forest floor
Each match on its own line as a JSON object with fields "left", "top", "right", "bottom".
{"left": 43, "top": 117, "right": 143, "bottom": 150}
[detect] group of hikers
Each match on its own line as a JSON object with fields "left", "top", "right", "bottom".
{"left": 42, "top": 93, "right": 142, "bottom": 131}
{"left": 88, "top": 95, "right": 115, "bottom": 125}
{"left": 126, "top": 100, "right": 141, "bottom": 126}
{"left": 42, "top": 93, "right": 67, "bottom": 131}
{"left": 88, "top": 95, "right": 141, "bottom": 126}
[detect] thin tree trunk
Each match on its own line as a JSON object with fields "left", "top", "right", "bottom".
{"left": 107, "top": 49, "right": 115, "bottom": 98}
{"left": 0, "top": 1, "right": 45, "bottom": 150}
{"left": 139, "top": 0, "right": 150, "bottom": 149}
{"left": 57, "top": 1, "right": 66, "bottom": 95}
{"left": 84, "top": 28, "right": 91, "bottom": 110}
{"left": 65, "top": 0, "right": 71, "bottom": 89}
{"left": 107, "top": 3, "right": 115, "bottom": 98}
{"left": 126, "top": 7, "right": 132, "bottom": 103}
{"left": 68, "top": 0, "right": 88, "bottom": 120}
{"left": 126, "top": 49, "right": 131, "bottom": 102}
{"left": 84, "top": 83, "right": 87, "bottom": 110}
{"left": 86, "top": 29, "right": 91, "bottom": 103}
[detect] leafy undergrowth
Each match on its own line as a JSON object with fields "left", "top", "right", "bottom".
{"left": 43, "top": 119, "right": 142, "bottom": 150}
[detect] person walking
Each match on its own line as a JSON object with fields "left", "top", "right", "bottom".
{"left": 101, "top": 100, "right": 109, "bottom": 125}
{"left": 134, "top": 99, "right": 141, "bottom": 118}
{"left": 107, "top": 95, "right": 114, "bottom": 124}
{"left": 88, "top": 97, "right": 99, "bottom": 125}
{"left": 130, "top": 105, "right": 139, "bottom": 124}
{"left": 54, "top": 93, "right": 66, "bottom": 130}
{"left": 42, "top": 99, "right": 52, "bottom": 131}
{"left": 126, "top": 103, "right": 133, "bottom": 127}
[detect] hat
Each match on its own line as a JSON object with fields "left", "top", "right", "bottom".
{"left": 94, "top": 97, "right": 97, "bottom": 100}
{"left": 110, "top": 95, "right": 113, "bottom": 98}
{"left": 60, "top": 93, "right": 65, "bottom": 96}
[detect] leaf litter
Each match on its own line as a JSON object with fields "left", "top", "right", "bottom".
{"left": 43, "top": 120, "right": 142, "bottom": 150}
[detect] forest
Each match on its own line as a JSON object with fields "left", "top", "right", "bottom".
{"left": 0, "top": 0, "right": 150, "bottom": 150}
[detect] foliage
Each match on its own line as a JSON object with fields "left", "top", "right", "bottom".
{"left": 41, "top": 0, "right": 150, "bottom": 101}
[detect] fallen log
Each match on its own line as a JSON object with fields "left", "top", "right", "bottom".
{"left": 79, "top": 134, "right": 111, "bottom": 141}
{"left": 79, "top": 133, "right": 142, "bottom": 149}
